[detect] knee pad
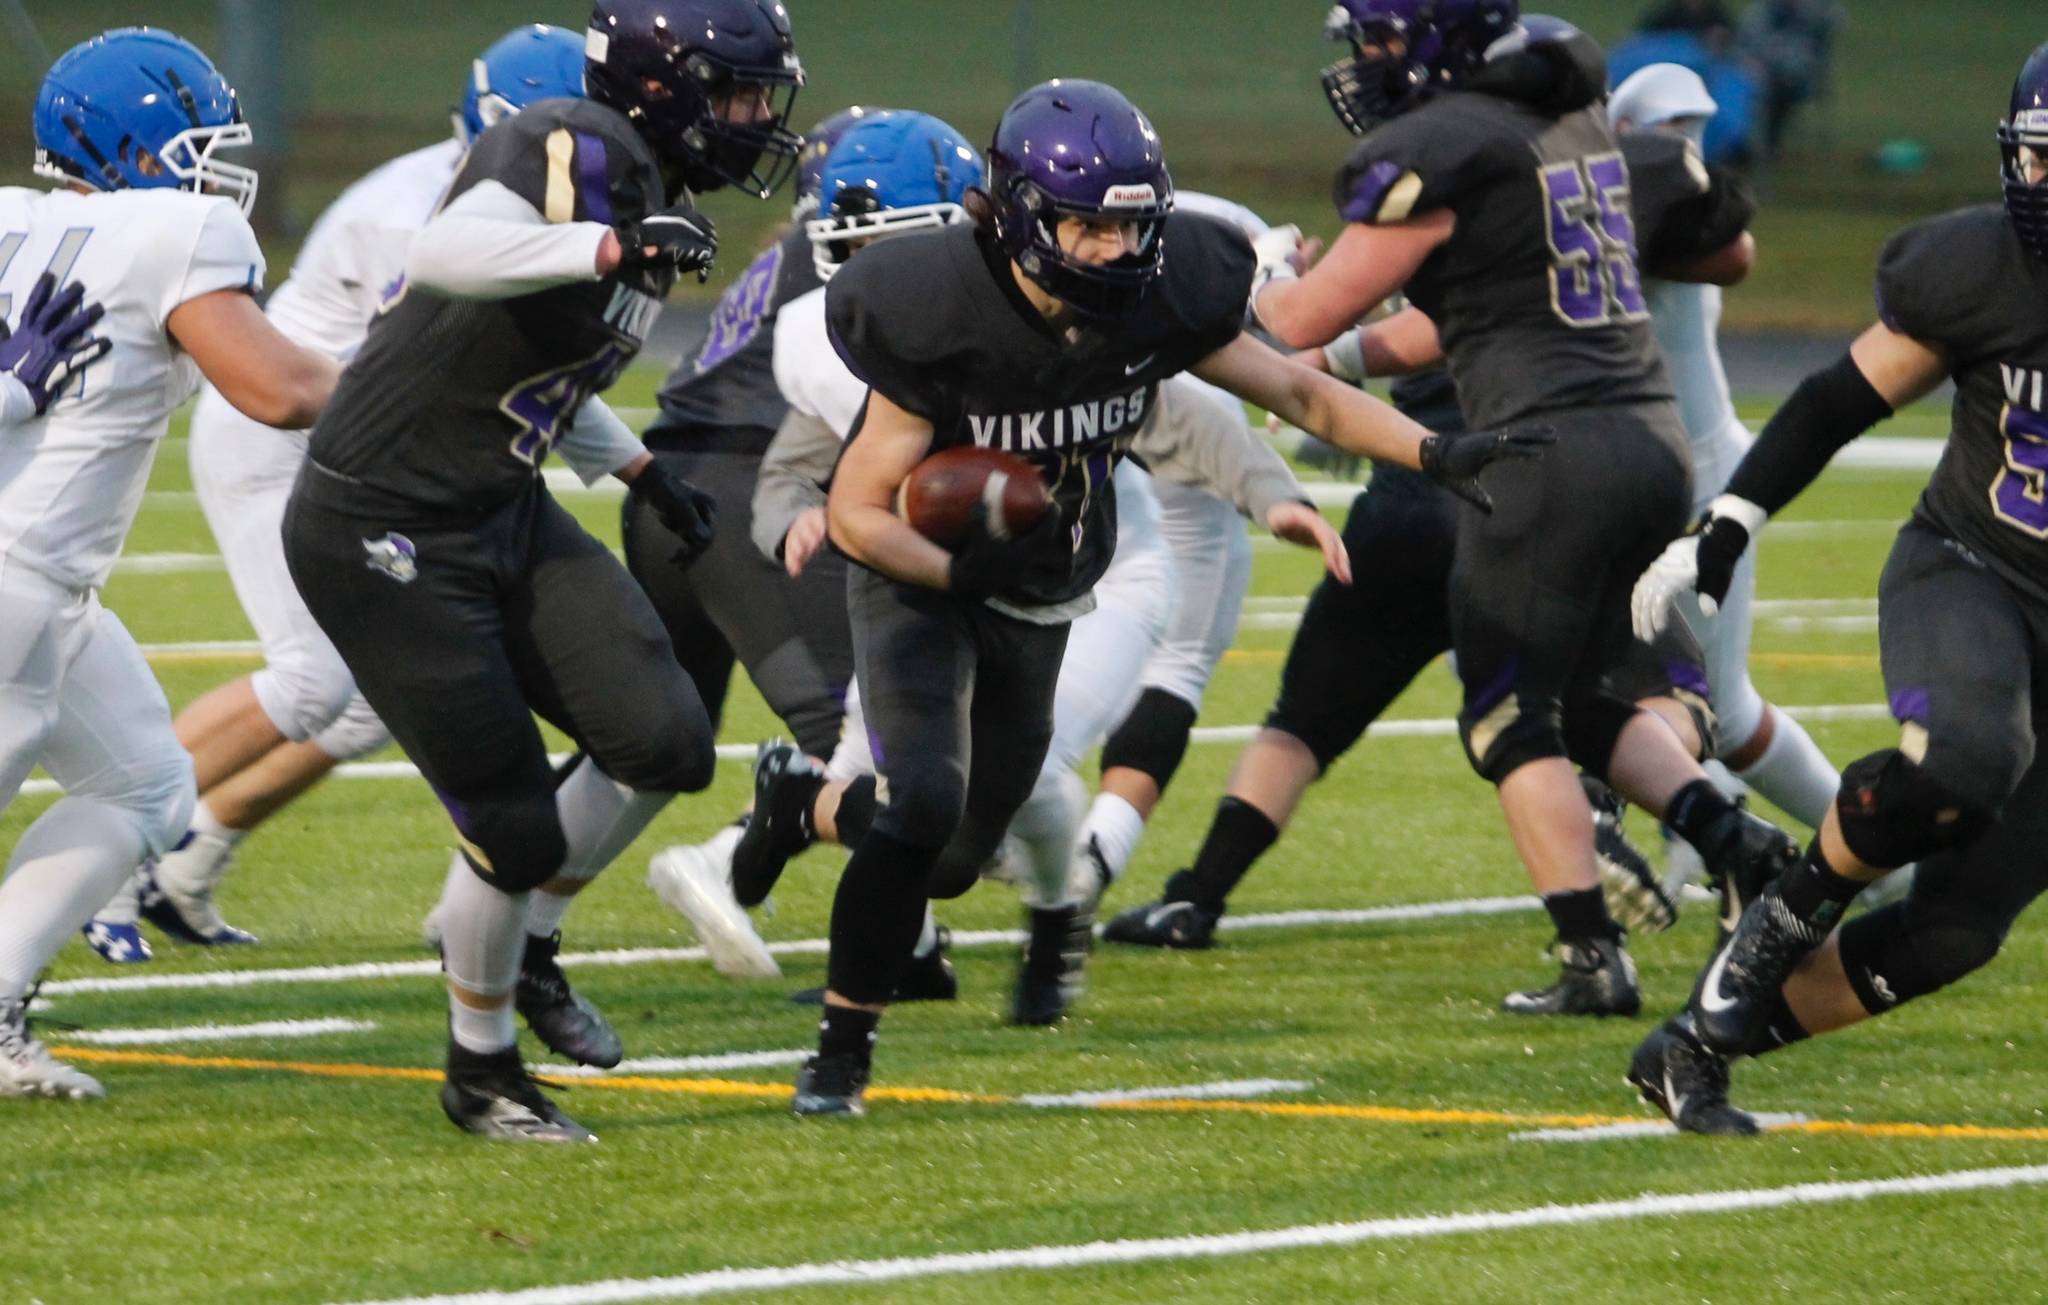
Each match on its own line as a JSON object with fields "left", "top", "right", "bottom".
{"left": 1561, "top": 696, "right": 1643, "bottom": 782}
{"left": 594, "top": 725, "right": 717, "bottom": 796}
{"left": 872, "top": 763, "right": 967, "bottom": 855}
{"left": 312, "top": 694, "right": 391, "bottom": 762}
{"left": 1836, "top": 900, "right": 2005, "bottom": 1013}
{"left": 1835, "top": 749, "right": 1994, "bottom": 870}
{"left": 1100, "top": 687, "right": 1199, "bottom": 789}
{"left": 1461, "top": 693, "right": 1566, "bottom": 784}
{"left": 451, "top": 797, "right": 568, "bottom": 893}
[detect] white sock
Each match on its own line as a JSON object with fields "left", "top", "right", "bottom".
{"left": 1008, "top": 770, "right": 1088, "bottom": 909}
{"left": 1734, "top": 707, "right": 1839, "bottom": 829}
{"left": 0, "top": 797, "right": 150, "bottom": 999}
{"left": 189, "top": 799, "right": 247, "bottom": 848}
{"left": 152, "top": 800, "right": 239, "bottom": 894}
{"left": 533, "top": 758, "right": 673, "bottom": 937}
{"left": 438, "top": 860, "right": 527, "bottom": 1054}
{"left": 525, "top": 886, "right": 573, "bottom": 937}
{"left": 1078, "top": 792, "right": 1146, "bottom": 885}
{"left": 911, "top": 904, "right": 938, "bottom": 958}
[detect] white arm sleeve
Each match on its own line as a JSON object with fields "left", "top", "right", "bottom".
{"left": 405, "top": 180, "right": 610, "bottom": 301}
{"left": 0, "top": 374, "right": 35, "bottom": 427}
{"left": 161, "top": 198, "right": 267, "bottom": 326}
{"left": 555, "top": 395, "right": 647, "bottom": 485}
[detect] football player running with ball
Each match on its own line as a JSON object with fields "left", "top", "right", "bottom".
{"left": 1248, "top": 3, "right": 1799, "bottom": 1010}
{"left": 1627, "top": 37, "right": 2048, "bottom": 1135}
{"left": 283, "top": 0, "right": 803, "bottom": 1142}
{"left": 793, "top": 78, "right": 1545, "bottom": 1117}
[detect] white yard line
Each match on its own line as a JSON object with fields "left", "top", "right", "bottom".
{"left": 1017, "top": 1079, "right": 1311, "bottom": 1108}
{"left": 328, "top": 1163, "right": 2048, "bottom": 1305}
{"left": 538, "top": 1051, "right": 810, "bottom": 1078}
{"left": 54, "top": 1017, "right": 375, "bottom": 1046}
{"left": 36, "top": 899, "right": 1546, "bottom": 998}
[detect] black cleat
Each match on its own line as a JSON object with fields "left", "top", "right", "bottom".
{"left": 1101, "top": 872, "right": 1219, "bottom": 950}
{"left": 1628, "top": 1014, "right": 1760, "bottom": 1137}
{"left": 1589, "top": 785, "right": 1676, "bottom": 934}
{"left": 515, "top": 931, "right": 623, "bottom": 1069}
{"left": 790, "top": 927, "right": 957, "bottom": 1006}
{"left": 440, "top": 1041, "right": 596, "bottom": 1143}
{"left": 731, "top": 741, "right": 825, "bottom": 908}
{"left": 1694, "top": 800, "right": 1801, "bottom": 949}
{"left": 792, "top": 1051, "right": 869, "bottom": 1118}
{"left": 1501, "top": 934, "right": 1642, "bottom": 1017}
{"left": 1011, "top": 903, "right": 1093, "bottom": 1026}
{"left": 1688, "top": 889, "right": 1826, "bottom": 1054}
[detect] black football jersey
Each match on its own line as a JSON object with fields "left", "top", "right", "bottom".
{"left": 1619, "top": 128, "right": 1753, "bottom": 277}
{"left": 1880, "top": 205, "right": 2048, "bottom": 605}
{"left": 307, "top": 99, "right": 672, "bottom": 517}
{"left": 1335, "top": 91, "right": 1676, "bottom": 430}
{"left": 648, "top": 222, "right": 820, "bottom": 447}
{"left": 826, "top": 214, "right": 1253, "bottom": 609}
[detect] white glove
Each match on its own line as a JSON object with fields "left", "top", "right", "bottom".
{"left": 1631, "top": 534, "right": 1703, "bottom": 642}
{"left": 1249, "top": 223, "right": 1303, "bottom": 297}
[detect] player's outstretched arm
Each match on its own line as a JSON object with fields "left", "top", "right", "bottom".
{"left": 1252, "top": 213, "right": 1453, "bottom": 350}
{"left": 1632, "top": 322, "right": 1949, "bottom": 639}
{"left": 825, "top": 388, "right": 952, "bottom": 590}
{"left": 168, "top": 289, "right": 340, "bottom": 430}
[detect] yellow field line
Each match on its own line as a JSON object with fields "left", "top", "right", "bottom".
{"left": 56, "top": 1047, "right": 2048, "bottom": 1142}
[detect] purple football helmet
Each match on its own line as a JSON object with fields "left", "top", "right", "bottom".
{"left": 1999, "top": 38, "right": 2048, "bottom": 261}
{"left": 792, "top": 105, "right": 897, "bottom": 218}
{"left": 584, "top": 0, "right": 804, "bottom": 199}
{"left": 985, "top": 79, "right": 1174, "bottom": 319}
{"left": 1321, "top": 0, "right": 1522, "bottom": 135}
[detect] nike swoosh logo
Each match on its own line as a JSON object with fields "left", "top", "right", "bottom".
{"left": 1698, "top": 941, "right": 1737, "bottom": 1014}
{"left": 1663, "top": 1069, "right": 1689, "bottom": 1122}
{"left": 1124, "top": 354, "right": 1158, "bottom": 376}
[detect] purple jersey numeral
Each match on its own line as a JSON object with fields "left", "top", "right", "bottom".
{"left": 1992, "top": 403, "right": 2048, "bottom": 537}
{"left": 501, "top": 341, "right": 633, "bottom": 466}
{"left": 694, "top": 243, "right": 783, "bottom": 373}
{"left": 1541, "top": 153, "right": 1647, "bottom": 328}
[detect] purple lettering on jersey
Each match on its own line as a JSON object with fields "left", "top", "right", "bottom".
{"left": 1991, "top": 402, "right": 2048, "bottom": 537}
{"left": 501, "top": 340, "right": 634, "bottom": 466}
{"left": 1586, "top": 154, "right": 1648, "bottom": 319}
{"left": 573, "top": 132, "right": 614, "bottom": 226}
{"left": 694, "top": 243, "right": 784, "bottom": 373}
{"left": 1342, "top": 160, "right": 1407, "bottom": 225}
{"left": 1541, "top": 153, "right": 1648, "bottom": 328}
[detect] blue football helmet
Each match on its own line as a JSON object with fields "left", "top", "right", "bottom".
{"left": 792, "top": 105, "right": 897, "bottom": 218}
{"left": 33, "top": 27, "right": 257, "bottom": 215}
{"left": 805, "top": 111, "right": 983, "bottom": 279}
{"left": 1999, "top": 38, "right": 2048, "bottom": 261}
{"left": 458, "top": 24, "right": 587, "bottom": 145}
{"left": 1321, "top": 0, "right": 1522, "bottom": 135}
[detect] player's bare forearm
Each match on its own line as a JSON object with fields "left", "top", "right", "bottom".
{"left": 1253, "top": 215, "right": 1453, "bottom": 348}
{"left": 1359, "top": 305, "right": 1444, "bottom": 376}
{"left": 1195, "top": 333, "right": 1430, "bottom": 469}
{"left": 824, "top": 389, "right": 952, "bottom": 588}
{"left": 170, "top": 289, "right": 339, "bottom": 429}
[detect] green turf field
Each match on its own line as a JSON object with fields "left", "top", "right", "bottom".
{"left": 2, "top": 0, "right": 2041, "bottom": 330}
{"left": 7, "top": 372, "right": 2048, "bottom": 1303}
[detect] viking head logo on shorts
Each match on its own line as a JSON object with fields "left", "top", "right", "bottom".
{"left": 362, "top": 532, "right": 419, "bottom": 584}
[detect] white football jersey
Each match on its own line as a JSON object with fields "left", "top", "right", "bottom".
{"left": 772, "top": 283, "right": 865, "bottom": 438}
{"left": 0, "top": 186, "right": 264, "bottom": 590}
{"left": 263, "top": 139, "right": 462, "bottom": 358}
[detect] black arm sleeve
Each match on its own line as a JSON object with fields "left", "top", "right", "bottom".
{"left": 1725, "top": 352, "right": 1895, "bottom": 514}
{"left": 1644, "top": 165, "right": 1755, "bottom": 273}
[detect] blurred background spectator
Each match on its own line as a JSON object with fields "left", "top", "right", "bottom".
{"left": 1739, "top": 0, "right": 1846, "bottom": 156}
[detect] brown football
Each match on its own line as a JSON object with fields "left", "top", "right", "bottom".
{"left": 898, "top": 446, "right": 1053, "bottom": 547}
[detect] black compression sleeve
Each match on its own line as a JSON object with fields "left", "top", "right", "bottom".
{"left": 1725, "top": 352, "right": 1896, "bottom": 515}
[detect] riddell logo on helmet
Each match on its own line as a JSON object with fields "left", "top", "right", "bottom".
{"left": 1102, "top": 184, "right": 1158, "bottom": 208}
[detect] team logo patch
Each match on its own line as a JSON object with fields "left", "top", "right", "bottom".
{"left": 362, "top": 532, "right": 419, "bottom": 585}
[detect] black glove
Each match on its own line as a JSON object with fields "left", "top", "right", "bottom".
{"left": 614, "top": 203, "right": 718, "bottom": 282}
{"left": 631, "top": 458, "right": 718, "bottom": 568}
{"left": 1417, "top": 424, "right": 1555, "bottom": 512}
{"left": 1692, "top": 510, "right": 1753, "bottom": 612}
{"left": 947, "top": 502, "right": 1064, "bottom": 601}
{"left": 0, "top": 273, "right": 110, "bottom": 415}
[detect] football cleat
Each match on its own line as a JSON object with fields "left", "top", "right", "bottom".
{"left": 1100, "top": 871, "right": 1219, "bottom": 949}
{"left": 648, "top": 843, "right": 781, "bottom": 979}
{"left": 1687, "top": 890, "right": 1826, "bottom": 1054}
{"left": 138, "top": 856, "right": 257, "bottom": 946}
{"left": 1502, "top": 934, "right": 1642, "bottom": 1017}
{"left": 791, "top": 927, "right": 957, "bottom": 1005}
{"left": 1693, "top": 800, "right": 1801, "bottom": 947}
{"left": 730, "top": 741, "right": 824, "bottom": 909}
{"left": 1591, "top": 787, "right": 1676, "bottom": 934}
{"left": 1011, "top": 903, "right": 1093, "bottom": 1026}
{"left": 792, "top": 1051, "right": 869, "bottom": 1118}
{"left": 0, "top": 998, "right": 104, "bottom": 1100}
{"left": 440, "top": 1040, "right": 595, "bottom": 1143}
{"left": 82, "top": 872, "right": 152, "bottom": 963}
{"left": 514, "top": 931, "right": 623, "bottom": 1069}
{"left": 1628, "top": 1013, "right": 1760, "bottom": 1137}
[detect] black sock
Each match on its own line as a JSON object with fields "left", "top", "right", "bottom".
{"left": 1174, "top": 797, "right": 1279, "bottom": 913}
{"left": 818, "top": 1004, "right": 880, "bottom": 1064}
{"left": 1542, "top": 887, "right": 1618, "bottom": 942}
{"left": 832, "top": 776, "right": 878, "bottom": 848}
{"left": 1776, "top": 841, "right": 1866, "bottom": 933}
{"left": 1665, "top": 778, "right": 1739, "bottom": 851}
{"left": 1739, "top": 995, "right": 1811, "bottom": 1058}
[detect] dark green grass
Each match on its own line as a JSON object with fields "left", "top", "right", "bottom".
{"left": 8, "top": 383, "right": 2048, "bottom": 1302}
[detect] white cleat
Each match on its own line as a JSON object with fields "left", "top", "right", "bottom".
{"left": 140, "top": 834, "right": 257, "bottom": 946}
{"left": 0, "top": 999, "right": 104, "bottom": 1100}
{"left": 648, "top": 843, "right": 780, "bottom": 979}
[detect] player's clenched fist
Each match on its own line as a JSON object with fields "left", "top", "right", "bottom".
{"left": 615, "top": 203, "right": 718, "bottom": 280}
